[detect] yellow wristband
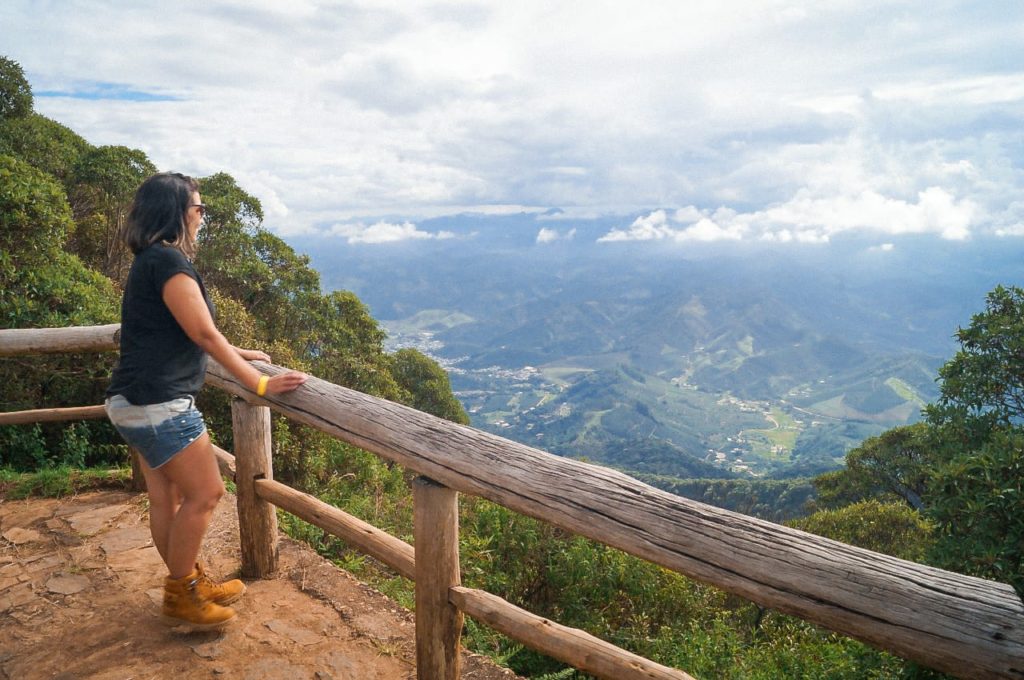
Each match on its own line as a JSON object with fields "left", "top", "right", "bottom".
{"left": 256, "top": 375, "right": 269, "bottom": 397}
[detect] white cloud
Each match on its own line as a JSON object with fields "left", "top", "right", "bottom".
{"left": 599, "top": 211, "right": 668, "bottom": 242}
{"left": 601, "top": 186, "right": 977, "bottom": 244}
{"left": 536, "top": 227, "right": 576, "bottom": 244}
{"left": 329, "top": 220, "right": 455, "bottom": 244}
{"left": 678, "top": 218, "right": 744, "bottom": 242}
{"left": 598, "top": 209, "right": 747, "bottom": 243}
{"left": 872, "top": 73, "right": 1024, "bottom": 108}
{"left": 673, "top": 206, "right": 704, "bottom": 223}
{"left": 748, "top": 186, "right": 977, "bottom": 242}
{"left": 1, "top": 1, "right": 1021, "bottom": 242}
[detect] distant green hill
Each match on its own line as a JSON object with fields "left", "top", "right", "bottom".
{"left": 395, "top": 285, "right": 944, "bottom": 478}
{"left": 288, "top": 150, "right": 1024, "bottom": 485}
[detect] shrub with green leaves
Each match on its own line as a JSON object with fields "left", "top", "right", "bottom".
{"left": 927, "top": 428, "right": 1024, "bottom": 596}
{"left": 789, "top": 500, "right": 933, "bottom": 562}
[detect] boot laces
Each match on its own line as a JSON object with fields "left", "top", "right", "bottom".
{"left": 197, "top": 568, "right": 223, "bottom": 594}
{"left": 186, "top": 577, "right": 210, "bottom": 606}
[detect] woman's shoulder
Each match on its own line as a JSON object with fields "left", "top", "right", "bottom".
{"left": 133, "top": 245, "right": 198, "bottom": 290}
{"left": 137, "top": 244, "right": 193, "bottom": 268}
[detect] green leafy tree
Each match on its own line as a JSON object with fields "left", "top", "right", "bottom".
{"left": 68, "top": 145, "right": 157, "bottom": 280}
{"left": 927, "top": 285, "right": 1024, "bottom": 437}
{"left": 309, "top": 290, "right": 402, "bottom": 399}
{"left": 195, "top": 174, "right": 321, "bottom": 346}
{"left": 0, "top": 56, "right": 32, "bottom": 120}
{"left": 0, "top": 113, "right": 91, "bottom": 183}
{"left": 193, "top": 172, "right": 268, "bottom": 301}
{"left": 188, "top": 172, "right": 471, "bottom": 489}
{"left": 390, "top": 348, "right": 470, "bottom": 424}
{"left": 0, "top": 153, "right": 73, "bottom": 257}
{"left": 198, "top": 171, "right": 264, "bottom": 238}
{"left": 812, "top": 423, "right": 933, "bottom": 511}
{"left": 0, "top": 154, "right": 120, "bottom": 469}
{"left": 928, "top": 429, "right": 1024, "bottom": 592}
{"left": 789, "top": 500, "right": 933, "bottom": 562}
{"left": 924, "top": 285, "right": 1024, "bottom": 596}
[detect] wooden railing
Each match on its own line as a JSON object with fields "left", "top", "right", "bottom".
{"left": 2, "top": 324, "right": 1023, "bottom": 680}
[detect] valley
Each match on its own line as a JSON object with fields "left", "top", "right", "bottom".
{"left": 291, "top": 218, "right": 1024, "bottom": 481}
{"left": 383, "top": 318, "right": 931, "bottom": 479}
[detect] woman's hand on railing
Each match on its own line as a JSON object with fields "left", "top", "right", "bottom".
{"left": 264, "top": 371, "right": 309, "bottom": 395}
{"left": 235, "top": 346, "right": 308, "bottom": 395}
{"left": 236, "top": 347, "right": 271, "bottom": 362}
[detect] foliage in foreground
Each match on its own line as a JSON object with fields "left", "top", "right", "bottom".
{"left": 818, "top": 285, "right": 1024, "bottom": 598}
{"left": 0, "top": 465, "right": 132, "bottom": 500}
{"left": 270, "top": 436, "right": 934, "bottom": 679}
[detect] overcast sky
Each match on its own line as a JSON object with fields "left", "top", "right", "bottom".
{"left": 2, "top": 1, "right": 1022, "bottom": 245}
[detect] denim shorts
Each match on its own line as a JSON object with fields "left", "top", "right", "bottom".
{"left": 105, "top": 394, "right": 207, "bottom": 469}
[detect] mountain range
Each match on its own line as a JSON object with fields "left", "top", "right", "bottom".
{"left": 286, "top": 212, "right": 1024, "bottom": 479}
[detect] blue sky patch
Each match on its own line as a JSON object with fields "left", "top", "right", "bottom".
{"left": 36, "top": 82, "right": 181, "bottom": 102}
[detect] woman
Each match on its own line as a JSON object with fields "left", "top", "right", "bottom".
{"left": 105, "top": 172, "right": 307, "bottom": 630}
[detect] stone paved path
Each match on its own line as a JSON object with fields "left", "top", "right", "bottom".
{"left": 0, "top": 490, "right": 520, "bottom": 680}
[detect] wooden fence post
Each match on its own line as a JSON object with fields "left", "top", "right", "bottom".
{"left": 413, "top": 476, "right": 463, "bottom": 680}
{"left": 231, "top": 397, "right": 278, "bottom": 577}
{"left": 129, "top": 448, "right": 146, "bottom": 491}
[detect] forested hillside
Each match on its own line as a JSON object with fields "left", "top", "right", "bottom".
{"left": 0, "top": 55, "right": 467, "bottom": 481}
{"left": 4, "top": 56, "right": 1022, "bottom": 679}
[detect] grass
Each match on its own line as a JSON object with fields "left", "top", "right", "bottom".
{"left": 741, "top": 408, "right": 802, "bottom": 462}
{"left": 885, "top": 377, "right": 927, "bottom": 407}
{"left": 539, "top": 366, "right": 594, "bottom": 385}
{"left": 535, "top": 391, "right": 559, "bottom": 408}
{"left": 578, "top": 409, "right": 610, "bottom": 438}
{"left": 808, "top": 395, "right": 853, "bottom": 419}
{"left": 483, "top": 411, "right": 515, "bottom": 425}
{"left": 0, "top": 465, "right": 133, "bottom": 500}
{"left": 384, "top": 309, "right": 475, "bottom": 333}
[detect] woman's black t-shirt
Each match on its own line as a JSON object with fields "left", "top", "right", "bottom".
{"left": 107, "top": 245, "right": 214, "bottom": 405}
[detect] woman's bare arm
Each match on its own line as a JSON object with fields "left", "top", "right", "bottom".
{"left": 163, "top": 273, "right": 307, "bottom": 395}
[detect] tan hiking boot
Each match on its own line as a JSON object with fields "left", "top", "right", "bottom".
{"left": 162, "top": 569, "right": 237, "bottom": 630}
{"left": 194, "top": 561, "right": 246, "bottom": 606}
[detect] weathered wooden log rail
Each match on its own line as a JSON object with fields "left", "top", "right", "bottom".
{"left": 2, "top": 324, "right": 1023, "bottom": 680}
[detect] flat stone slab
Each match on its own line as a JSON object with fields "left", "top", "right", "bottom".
{"left": 0, "top": 582, "right": 36, "bottom": 612}
{"left": 65, "top": 505, "right": 129, "bottom": 536}
{"left": 266, "top": 619, "right": 324, "bottom": 647}
{"left": 99, "top": 525, "right": 152, "bottom": 555}
{"left": 67, "top": 544, "right": 105, "bottom": 570}
{"left": 46, "top": 573, "right": 90, "bottom": 595}
{"left": 0, "top": 575, "right": 22, "bottom": 592}
{"left": 192, "top": 640, "right": 226, "bottom": 659}
{"left": 0, "top": 500, "right": 58, "bottom": 530}
{"left": 145, "top": 586, "right": 163, "bottom": 607}
{"left": 1, "top": 528, "right": 44, "bottom": 545}
{"left": 318, "top": 650, "right": 358, "bottom": 679}
{"left": 0, "top": 562, "right": 23, "bottom": 581}
{"left": 243, "top": 658, "right": 312, "bottom": 680}
{"left": 106, "top": 545, "right": 164, "bottom": 585}
{"left": 23, "top": 554, "right": 61, "bottom": 574}
{"left": 51, "top": 493, "right": 135, "bottom": 519}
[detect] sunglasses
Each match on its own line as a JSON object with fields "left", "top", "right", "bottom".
{"left": 190, "top": 203, "right": 208, "bottom": 217}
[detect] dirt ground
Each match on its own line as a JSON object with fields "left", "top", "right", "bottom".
{"left": 0, "top": 489, "right": 522, "bottom": 680}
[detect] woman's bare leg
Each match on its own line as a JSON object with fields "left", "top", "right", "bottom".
{"left": 138, "top": 456, "right": 182, "bottom": 566}
{"left": 145, "top": 433, "right": 225, "bottom": 579}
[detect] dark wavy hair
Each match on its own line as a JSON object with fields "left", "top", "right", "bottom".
{"left": 122, "top": 172, "right": 200, "bottom": 257}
